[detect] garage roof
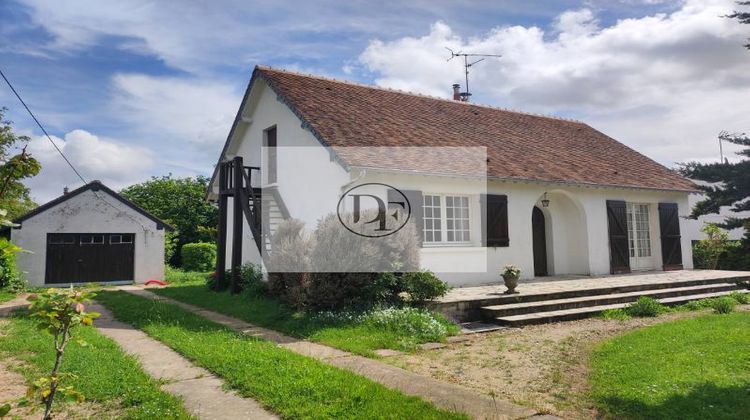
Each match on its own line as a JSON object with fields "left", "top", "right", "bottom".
{"left": 2, "top": 181, "right": 174, "bottom": 232}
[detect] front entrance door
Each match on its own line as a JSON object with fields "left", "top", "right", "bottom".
{"left": 532, "top": 207, "right": 548, "bottom": 276}
{"left": 626, "top": 203, "right": 655, "bottom": 270}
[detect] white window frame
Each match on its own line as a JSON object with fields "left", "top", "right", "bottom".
{"left": 422, "top": 194, "right": 472, "bottom": 246}
{"left": 626, "top": 203, "right": 652, "bottom": 259}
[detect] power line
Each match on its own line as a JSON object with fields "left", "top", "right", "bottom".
{"left": 0, "top": 68, "right": 87, "bottom": 184}
{"left": 0, "top": 69, "right": 152, "bottom": 232}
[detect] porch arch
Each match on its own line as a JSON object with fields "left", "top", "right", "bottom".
{"left": 531, "top": 190, "right": 589, "bottom": 276}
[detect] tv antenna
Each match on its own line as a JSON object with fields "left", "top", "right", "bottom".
{"left": 446, "top": 47, "right": 501, "bottom": 101}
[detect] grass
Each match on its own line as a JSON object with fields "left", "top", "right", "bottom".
{"left": 152, "top": 282, "right": 459, "bottom": 357}
{"left": 600, "top": 292, "right": 750, "bottom": 320}
{"left": 96, "top": 291, "right": 466, "bottom": 420}
{"left": 0, "top": 290, "right": 16, "bottom": 303}
{"left": 164, "top": 267, "right": 211, "bottom": 284}
{"left": 0, "top": 313, "right": 191, "bottom": 419}
{"left": 590, "top": 312, "right": 750, "bottom": 419}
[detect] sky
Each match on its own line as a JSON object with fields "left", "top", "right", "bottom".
{"left": 0, "top": 0, "right": 748, "bottom": 202}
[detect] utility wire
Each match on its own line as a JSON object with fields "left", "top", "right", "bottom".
{"left": 0, "top": 68, "right": 151, "bottom": 232}
{"left": 0, "top": 68, "right": 88, "bottom": 184}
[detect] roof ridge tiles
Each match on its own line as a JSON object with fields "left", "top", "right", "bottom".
{"left": 255, "top": 65, "right": 584, "bottom": 124}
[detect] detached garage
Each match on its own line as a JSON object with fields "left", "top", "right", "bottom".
{"left": 1, "top": 181, "right": 172, "bottom": 287}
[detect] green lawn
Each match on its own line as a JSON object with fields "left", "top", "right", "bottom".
{"left": 0, "top": 290, "right": 16, "bottom": 303}
{"left": 0, "top": 313, "right": 191, "bottom": 419}
{"left": 590, "top": 311, "right": 750, "bottom": 419}
{"left": 96, "top": 291, "right": 465, "bottom": 420}
{"left": 152, "top": 282, "right": 458, "bottom": 357}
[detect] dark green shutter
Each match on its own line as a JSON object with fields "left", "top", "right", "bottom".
{"left": 606, "top": 200, "right": 631, "bottom": 274}
{"left": 658, "top": 203, "right": 683, "bottom": 270}
{"left": 481, "top": 194, "right": 509, "bottom": 247}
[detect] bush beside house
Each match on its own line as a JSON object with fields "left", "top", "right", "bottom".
{"left": 181, "top": 242, "right": 217, "bottom": 272}
{"left": 266, "top": 217, "right": 449, "bottom": 311}
{"left": 0, "top": 238, "right": 24, "bottom": 293}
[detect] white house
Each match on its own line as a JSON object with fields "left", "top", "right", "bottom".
{"left": 208, "top": 66, "right": 696, "bottom": 287}
{"left": 2, "top": 181, "right": 172, "bottom": 287}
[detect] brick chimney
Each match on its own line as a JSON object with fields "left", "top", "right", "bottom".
{"left": 452, "top": 84, "right": 461, "bottom": 101}
{"left": 63, "top": 186, "right": 69, "bottom": 195}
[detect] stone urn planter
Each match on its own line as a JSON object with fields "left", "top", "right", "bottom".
{"left": 500, "top": 264, "right": 521, "bottom": 295}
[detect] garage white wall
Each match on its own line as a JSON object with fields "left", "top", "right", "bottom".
{"left": 10, "top": 189, "right": 166, "bottom": 286}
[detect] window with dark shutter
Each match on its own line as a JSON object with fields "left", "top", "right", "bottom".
{"left": 481, "top": 194, "right": 509, "bottom": 247}
{"left": 658, "top": 203, "right": 683, "bottom": 270}
{"left": 606, "top": 200, "right": 631, "bottom": 274}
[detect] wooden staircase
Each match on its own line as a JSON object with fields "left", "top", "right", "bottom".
{"left": 481, "top": 276, "right": 749, "bottom": 326}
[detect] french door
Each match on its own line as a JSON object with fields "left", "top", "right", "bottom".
{"left": 626, "top": 203, "right": 655, "bottom": 270}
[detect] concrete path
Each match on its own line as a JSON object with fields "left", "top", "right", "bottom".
{"left": 121, "top": 287, "right": 543, "bottom": 420}
{"left": 1, "top": 294, "right": 276, "bottom": 418}
{"left": 90, "top": 302, "right": 277, "bottom": 420}
{"left": 0, "top": 294, "right": 30, "bottom": 317}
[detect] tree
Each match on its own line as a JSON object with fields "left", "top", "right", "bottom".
{"left": 120, "top": 175, "right": 218, "bottom": 266}
{"left": 726, "top": 1, "right": 750, "bottom": 49}
{"left": 678, "top": 132, "right": 749, "bottom": 233}
{"left": 0, "top": 107, "right": 41, "bottom": 220}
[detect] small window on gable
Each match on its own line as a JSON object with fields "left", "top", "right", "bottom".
{"left": 80, "top": 234, "right": 104, "bottom": 245}
{"left": 110, "top": 234, "right": 134, "bottom": 244}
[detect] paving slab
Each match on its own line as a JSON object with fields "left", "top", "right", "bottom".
{"left": 420, "top": 342, "right": 447, "bottom": 350}
{"left": 121, "top": 287, "right": 541, "bottom": 420}
{"left": 373, "top": 349, "right": 405, "bottom": 357}
{"left": 0, "top": 294, "right": 29, "bottom": 316}
{"left": 90, "top": 302, "right": 276, "bottom": 420}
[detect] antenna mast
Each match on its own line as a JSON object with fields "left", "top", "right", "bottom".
{"left": 446, "top": 47, "right": 501, "bottom": 101}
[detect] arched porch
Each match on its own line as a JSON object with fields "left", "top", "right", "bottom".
{"left": 531, "top": 190, "right": 589, "bottom": 277}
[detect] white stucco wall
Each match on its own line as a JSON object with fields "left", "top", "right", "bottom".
{"left": 219, "top": 79, "right": 694, "bottom": 287}
{"left": 220, "top": 80, "right": 350, "bottom": 269}
{"left": 10, "top": 189, "right": 166, "bottom": 286}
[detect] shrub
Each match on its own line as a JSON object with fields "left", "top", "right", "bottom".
{"left": 237, "top": 263, "right": 266, "bottom": 296}
{"left": 181, "top": 242, "right": 216, "bottom": 272}
{"left": 692, "top": 224, "right": 731, "bottom": 269}
{"left": 268, "top": 213, "right": 425, "bottom": 310}
{"left": 0, "top": 238, "right": 24, "bottom": 292}
{"left": 400, "top": 271, "right": 450, "bottom": 303}
{"left": 625, "top": 296, "right": 668, "bottom": 317}
{"left": 363, "top": 307, "right": 457, "bottom": 344}
{"left": 711, "top": 297, "right": 736, "bottom": 314}
{"left": 266, "top": 219, "right": 313, "bottom": 309}
{"left": 729, "top": 291, "right": 749, "bottom": 304}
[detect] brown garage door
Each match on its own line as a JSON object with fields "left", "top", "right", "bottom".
{"left": 45, "top": 233, "right": 135, "bottom": 284}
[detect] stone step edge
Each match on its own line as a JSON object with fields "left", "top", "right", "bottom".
{"left": 481, "top": 283, "right": 742, "bottom": 313}
{"left": 463, "top": 276, "right": 750, "bottom": 306}
{"left": 494, "top": 290, "right": 738, "bottom": 324}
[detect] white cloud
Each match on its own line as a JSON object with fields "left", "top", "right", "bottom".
{"left": 110, "top": 74, "right": 240, "bottom": 156}
{"left": 359, "top": 0, "right": 750, "bottom": 166}
{"left": 24, "top": 129, "right": 155, "bottom": 202}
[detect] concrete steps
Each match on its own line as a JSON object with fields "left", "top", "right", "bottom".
{"left": 482, "top": 279, "right": 748, "bottom": 326}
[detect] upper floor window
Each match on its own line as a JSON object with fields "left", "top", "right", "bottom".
{"left": 265, "top": 126, "right": 277, "bottom": 184}
{"left": 423, "top": 194, "right": 471, "bottom": 244}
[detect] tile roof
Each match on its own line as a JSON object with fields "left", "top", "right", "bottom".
{"left": 254, "top": 66, "right": 695, "bottom": 192}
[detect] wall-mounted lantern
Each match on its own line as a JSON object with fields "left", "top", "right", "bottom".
{"left": 541, "top": 192, "right": 550, "bottom": 208}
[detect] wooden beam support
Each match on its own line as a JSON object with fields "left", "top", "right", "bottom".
{"left": 230, "top": 156, "right": 244, "bottom": 294}
{"left": 215, "top": 162, "right": 228, "bottom": 291}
